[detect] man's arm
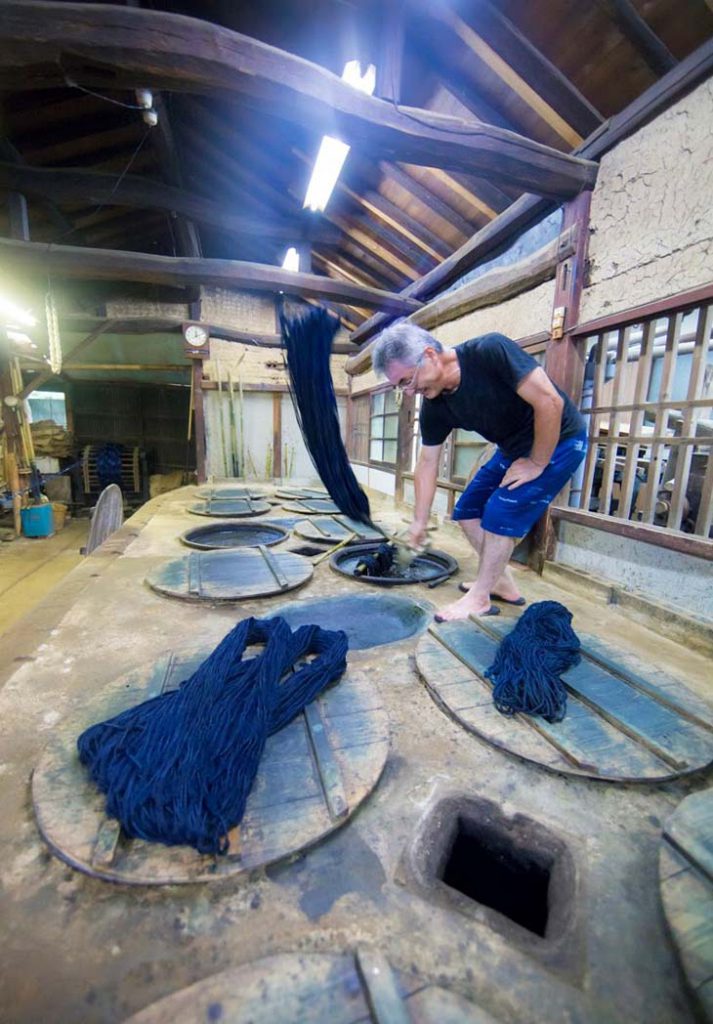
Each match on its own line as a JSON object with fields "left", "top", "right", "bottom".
{"left": 409, "top": 443, "right": 442, "bottom": 545}
{"left": 501, "top": 367, "right": 564, "bottom": 489}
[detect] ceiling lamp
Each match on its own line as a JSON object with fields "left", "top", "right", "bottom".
{"left": 303, "top": 60, "right": 376, "bottom": 213}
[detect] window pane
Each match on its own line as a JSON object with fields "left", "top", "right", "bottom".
{"left": 383, "top": 440, "right": 397, "bottom": 464}
{"left": 371, "top": 416, "right": 384, "bottom": 439}
{"left": 372, "top": 391, "right": 385, "bottom": 415}
{"left": 385, "top": 390, "right": 399, "bottom": 413}
{"left": 454, "top": 445, "right": 485, "bottom": 479}
{"left": 370, "top": 440, "right": 382, "bottom": 461}
{"left": 384, "top": 414, "right": 399, "bottom": 439}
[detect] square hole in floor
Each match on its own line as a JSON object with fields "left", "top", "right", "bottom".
{"left": 439, "top": 813, "right": 552, "bottom": 937}
{"left": 411, "top": 795, "right": 576, "bottom": 949}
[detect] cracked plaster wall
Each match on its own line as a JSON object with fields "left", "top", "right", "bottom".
{"left": 431, "top": 280, "right": 555, "bottom": 346}
{"left": 580, "top": 78, "right": 713, "bottom": 323}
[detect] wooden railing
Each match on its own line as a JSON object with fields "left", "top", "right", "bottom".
{"left": 571, "top": 299, "right": 713, "bottom": 538}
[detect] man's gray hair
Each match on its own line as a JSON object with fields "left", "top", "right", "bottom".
{"left": 371, "top": 322, "right": 443, "bottom": 377}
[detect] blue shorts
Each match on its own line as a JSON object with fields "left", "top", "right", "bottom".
{"left": 452, "top": 433, "right": 587, "bottom": 538}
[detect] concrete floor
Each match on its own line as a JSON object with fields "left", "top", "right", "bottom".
{"left": 0, "top": 485, "right": 710, "bottom": 1023}
{"left": 0, "top": 518, "right": 89, "bottom": 637}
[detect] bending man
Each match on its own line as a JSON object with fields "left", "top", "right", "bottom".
{"left": 372, "top": 324, "right": 587, "bottom": 621}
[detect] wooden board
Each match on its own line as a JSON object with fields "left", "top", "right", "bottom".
{"left": 660, "top": 789, "right": 713, "bottom": 1021}
{"left": 281, "top": 498, "right": 342, "bottom": 515}
{"left": 275, "top": 486, "right": 329, "bottom": 500}
{"left": 188, "top": 497, "right": 271, "bottom": 517}
{"left": 123, "top": 950, "right": 497, "bottom": 1023}
{"left": 294, "top": 514, "right": 383, "bottom": 544}
{"left": 145, "top": 548, "right": 313, "bottom": 601}
{"left": 196, "top": 485, "right": 270, "bottom": 500}
{"left": 416, "top": 616, "right": 713, "bottom": 783}
{"left": 32, "top": 647, "right": 389, "bottom": 885}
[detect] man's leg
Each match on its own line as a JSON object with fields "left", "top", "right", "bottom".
{"left": 458, "top": 517, "right": 522, "bottom": 602}
{"left": 435, "top": 529, "right": 516, "bottom": 621}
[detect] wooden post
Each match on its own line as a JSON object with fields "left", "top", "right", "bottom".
{"left": 530, "top": 190, "right": 592, "bottom": 572}
{"left": 192, "top": 359, "right": 206, "bottom": 483}
{"left": 272, "top": 392, "right": 282, "bottom": 481}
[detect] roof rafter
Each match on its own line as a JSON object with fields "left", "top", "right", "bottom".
{"left": 0, "top": 1, "right": 597, "bottom": 198}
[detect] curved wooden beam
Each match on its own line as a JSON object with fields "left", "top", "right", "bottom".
{"left": 0, "top": 161, "right": 338, "bottom": 244}
{"left": 0, "top": 1, "right": 597, "bottom": 198}
{"left": 0, "top": 237, "right": 423, "bottom": 314}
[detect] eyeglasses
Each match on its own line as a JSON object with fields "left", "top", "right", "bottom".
{"left": 395, "top": 359, "right": 423, "bottom": 396}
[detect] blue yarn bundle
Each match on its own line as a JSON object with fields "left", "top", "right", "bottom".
{"left": 280, "top": 306, "right": 374, "bottom": 526}
{"left": 484, "top": 601, "right": 580, "bottom": 723}
{"left": 77, "top": 617, "right": 348, "bottom": 855}
{"left": 96, "top": 443, "right": 123, "bottom": 491}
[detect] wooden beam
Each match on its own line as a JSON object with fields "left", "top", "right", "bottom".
{"left": 345, "top": 226, "right": 577, "bottom": 375}
{"left": 150, "top": 93, "right": 202, "bottom": 258}
{"left": 427, "top": 4, "right": 584, "bottom": 147}
{"left": 550, "top": 506, "right": 713, "bottom": 562}
{"left": 465, "top": 0, "right": 604, "bottom": 137}
{"left": 349, "top": 35, "right": 713, "bottom": 347}
{"left": 381, "top": 163, "right": 474, "bottom": 239}
{"left": 598, "top": 0, "right": 677, "bottom": 76}
{"left": 0, "top": 237, "right": 422, "bottom": 314}
{"left": 0, "top": 2, "right": 597, "bottom": 198}
{"left": 20, "top": 320, "right": 114, "bottom": 399}
{"left": 0, "top": 162, "right": 339, "bottom": 245}
{"left": 0, "top": 137, "right": 76, "bottom": 237}
{"left": 349, "top": 192, "right": 553, "bottom": 346}
{"left": 58, "top": 313, "right": 355, "bottom": 354}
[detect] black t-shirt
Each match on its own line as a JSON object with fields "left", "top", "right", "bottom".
{"left": 420, "top": 333, "right": 585, "bottom": 459}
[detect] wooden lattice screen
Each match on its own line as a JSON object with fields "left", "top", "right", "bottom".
{"left": 572, "top": 301, "right": 713, "bottom": 537}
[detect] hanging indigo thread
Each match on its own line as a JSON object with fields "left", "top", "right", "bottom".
{"left": 280, "top": 306, "right": 374, "bottom": 526}
{"left": 77, "top": 617, "right": 348, "bottom": 855}
{"left": 485, "top": 601, "right": 580, "bottom": 723}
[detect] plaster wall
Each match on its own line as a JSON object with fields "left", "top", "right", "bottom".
{"left": 206, "top": 339, "right": 348, "bottom": 391}
{"left": 556, "top": 520, "right": 713, "bottom": 622}
{"left": 349, "top": 462, "right": 396, "bottom": 497}
{"left": 580, "top": 77, "right": 713, "bottom": 323}
{"left": 430, "top": 280, "right": 555, "bottom": 347}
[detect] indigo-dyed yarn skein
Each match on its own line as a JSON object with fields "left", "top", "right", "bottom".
{"left": 77, "top": 616, "right": 348, "bottom": 855}
{"left": 485, "top": 600, "right": 580, "bottom": 723}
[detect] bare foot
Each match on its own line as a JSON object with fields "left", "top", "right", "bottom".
{"left": 459, "top": 580, "right": 523, "bottom": 603}
{"left": 434, "top": 593, "right": 499, "bottom": 622}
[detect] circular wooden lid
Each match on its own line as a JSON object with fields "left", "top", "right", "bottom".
{"left": 196, "top": 485, "right": 270, "bottom": 500}
{"left": 122, "top": 951, "right": 494, "bottom": 1022}
{"left": 294, "top": 514, "right": 383, "bottom": 544}
{"left": 188, "top": 497, "right": 271, "bottom": 517}
{"left": 145, "top": 548, "right": 313, "bottom": 601}
{"left": 33, "top": 647, "right": 389, "bottom": 885}
{"left": 660, "top": 788, "right": 713, "bottom": 1020}
{"left": 281, "top": 498, "right": 341, "bottom": 515}
{"left": 417, "top": 614, "right": 713, "bottom": 783}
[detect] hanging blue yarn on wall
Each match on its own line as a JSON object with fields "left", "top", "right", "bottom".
{"left": 77, "top": 616, "right": 348, "bottom": 855}
{"left": 280, "top": 305, "right": 374, "bottom": 527}
{"left": 485, "top": 601, "right": 580, "bottom": 723}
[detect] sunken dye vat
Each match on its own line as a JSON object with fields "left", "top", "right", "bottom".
{"left": 271, "top": 593, "right": 433, "bottom": 650}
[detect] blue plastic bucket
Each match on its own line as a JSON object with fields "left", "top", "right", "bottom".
{"left": 21, "top": 504, "right": 54, "bottom": 538}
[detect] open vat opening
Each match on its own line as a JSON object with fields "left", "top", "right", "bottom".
{"left": 438, "top": 814, "right": 553, "bottom": 937}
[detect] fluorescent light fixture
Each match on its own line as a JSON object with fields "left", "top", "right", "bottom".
{"left": 281, "top": 246, "right": 300, "bottom": 272}
{"left": 303, "top": 60, "right": 376, "bottom": 212}
{"left": 0, "top": 295, "right": 36, "bottom": 328}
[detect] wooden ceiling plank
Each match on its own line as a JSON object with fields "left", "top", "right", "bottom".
{"left": 430, "top": 5, "right": 584, "bottom": 147}
{"left": 22, "top": 123, "right": 144, "bottom": 165}
{"left": 380, "top": 163, "right": 473, "bottom": 239}
{"left": 598, "top": 0, "right": 677, "bottom": 76}
{"left": 316, "top": 246, "right": 399, "bottom": 291}
{"left": 0, "top": 1, "right": 597, "bottom": 198}
{"left": 0, "top": 237, "right": 423, "bottom": 314}
{"left": 467, "top": 0, "right": 604, "bottom": 136}
{"left": 413, "top": 167, "right": 498, "bottom": 221}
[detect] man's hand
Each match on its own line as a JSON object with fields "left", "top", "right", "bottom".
{"left": 408, "top": 521, "right": 429, "bottom": 547}
{"left": 501, "top": 457, "right": 546, "bottom": 490}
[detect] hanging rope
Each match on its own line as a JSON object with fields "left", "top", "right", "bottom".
{"left": 485, "top": 601, "right": 580, "bottom": 723}
{"left": 77, "top": 617, "right": 348, "bottom": 855}
{"left": 45, "top": 289, "right": 62, "bottom": 375}
{"left": 280, "top": 306, "right": 374, "bottom": 526}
